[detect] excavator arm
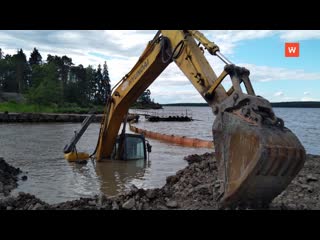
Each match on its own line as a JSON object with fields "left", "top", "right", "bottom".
{"left": 95, "top": 30, "right": 306, "bottom": 208}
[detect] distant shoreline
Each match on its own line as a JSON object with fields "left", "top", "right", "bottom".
{"left": 162, "top": 101, "right": 320, "bottom": 108}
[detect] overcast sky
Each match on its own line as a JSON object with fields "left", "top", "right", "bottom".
{"left": 1, "top": 30, "right": 320, "bottom": 103}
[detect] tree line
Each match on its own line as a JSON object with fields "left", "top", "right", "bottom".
{"left": 0, "top": 48, "right": 111, "bottom": 107}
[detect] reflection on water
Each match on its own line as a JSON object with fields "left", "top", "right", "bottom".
{"left": 0, "top": 121, "right": 208, "bottom": 204}
{"left": 94, "top": 159, "right": 150, "bottom": 196}
{"left": 0, "top": 106, "right": 318, "bottom": 204}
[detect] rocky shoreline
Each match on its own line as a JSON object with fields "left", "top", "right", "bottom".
{"left": 0, "top": 153, "right": 319, "bottom": 210}
{"left": 0, "top": 158, "right": 22, "bottom": 197}
{"left": 0, "top": 112, "right": 103, "bottom": 123}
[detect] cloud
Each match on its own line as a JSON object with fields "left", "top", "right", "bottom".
{"left": 150, "top": 88, "right": 204, "bottom": 104}
{"left": 274, "top": 91, "right": 284, "bottom": 97}
{"left": 301, "top": 97, "right": 319, "bottom": 101}
{"left": 1, "top": 30, "right": 319, "bottom": 103}
{"left": 279, "top": 30, "right": 320, "bottom": 41}
{"left": 241, "top": 64, "right": 320, "bottom": 82}
{"left": 199, "top": 30, "right": 276, "bottom": 55}
{"left": 303, "top": 91, "right": 310, "bottom": 95}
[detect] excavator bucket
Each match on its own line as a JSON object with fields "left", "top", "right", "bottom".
{"left": 213, "top": 104, "right": 306, "bottom": 208}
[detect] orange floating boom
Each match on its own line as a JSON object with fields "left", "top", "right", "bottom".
{"left": 129, "top": 123, "right": 214, "bottom": 149}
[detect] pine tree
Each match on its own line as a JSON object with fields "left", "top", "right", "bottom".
{"left": 102, "top": 61, "right": 111, "bottom": 97}
{"left": 29, "top": 48, "right": 42, "bottom": 66}
{"left": 1, "top": 54, "right": 16, "bottom": 92}
{"left": 94, "top": 64, "right": 103, "bottom": 104}
{"left": 12, "top": 49, "right": 30, "bottom": 93}
{"left": 0, "top": 49, "right": 4, "bottom": 90}
{"left": 46, "top": 54, "right": 73, "bottom": 104}
{"left": 65, "top": 64, "right": 89, "bottom": 106}
{"left": 86, "top": 65, "right": 96, "bottom": 104}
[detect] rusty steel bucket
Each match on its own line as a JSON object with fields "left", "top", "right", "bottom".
{"left": 213, "top": 111, "right": 306, "bottom": 208}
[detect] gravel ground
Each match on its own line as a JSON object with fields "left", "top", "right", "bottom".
{"left": 0, "top": 153, "right": 319, "bottom": 210}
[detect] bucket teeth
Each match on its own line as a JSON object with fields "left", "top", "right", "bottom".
{"left": 213, "top": 111, "right": 306, "bottom": 208}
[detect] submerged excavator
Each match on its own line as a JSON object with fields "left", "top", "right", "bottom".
{"left": 64, "top": 30, "right": 306, "bottom": 208}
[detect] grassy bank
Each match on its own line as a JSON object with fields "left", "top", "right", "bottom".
{"left": 0, "top": 102, "right": 105, "bottom": 114}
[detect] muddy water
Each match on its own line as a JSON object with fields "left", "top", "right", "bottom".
{"left": 0, "top": 106, "right": 319, "bottom": 204}
{"left": 0, "top": 122, "right": 208, "bottom": 204}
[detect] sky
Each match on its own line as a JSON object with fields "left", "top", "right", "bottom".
{"left": 0, "top": 30, "right": 319, "bottom": 103}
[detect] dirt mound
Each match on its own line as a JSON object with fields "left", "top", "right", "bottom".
{"left": 1, "top": 153, "right": 320, "bottom": 210}
{"left": 0, "top": 157, "right": 22, "bottom": 196}
{"left": 0, "top": 192, "right": 49, "bottom": 210}
{"left": 270, "top": 154, "right": 320, "bottom": 210}
{"left": 49, "top": 152, "right": 320, "bottom": 210}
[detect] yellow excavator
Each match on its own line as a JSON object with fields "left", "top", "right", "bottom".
{"left": 64, "top": 30, "right": 306, "bottom": 208}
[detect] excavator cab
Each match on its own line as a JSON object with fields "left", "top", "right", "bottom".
{"left": 111, "top": 133, "right": 151, "bottom": 160}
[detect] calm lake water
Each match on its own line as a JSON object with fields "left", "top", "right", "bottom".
{"left": 0, "top": 107, "right": 319, "bottom": 203}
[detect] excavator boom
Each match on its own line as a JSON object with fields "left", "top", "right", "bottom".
{"left": 95, "top": 30, "right": 306, "bottom": 207}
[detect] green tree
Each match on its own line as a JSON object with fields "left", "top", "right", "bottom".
{"left": 12, "top": 49, "right": 30, "bottom": 93}
{"left": 29, "top": 48, "right": 42, "bottom": 66}
{"left": 1, "top": 54, "right": 18, "bottom": 92}
{"left": 102, "top": 61, "right": 111, "bottom": 97}
{"left": 0, "top": 49, "right": 5, "bottom": 90}
{"left": 138, "top": 89, "right": 151, "bottom": 103}
{"left": 30, "top": 64, "right": 46, "bottom": 88}
{"left": 27, "top": 63, "right": 62, "bottom": 106}
{"left": 85, "top": 65, "right": 96, "bottom": 103}
{"left": 94, "top": 64, "right": 103, "bottom": 104}
{"left": 46, "top": 54, "right": 73, "bottom": 104}
{"left": 65, "top": 64, "right": 89, "bottom": 106}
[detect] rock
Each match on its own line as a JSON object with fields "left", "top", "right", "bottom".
{"left": 287, "top": 203, "right": 296, "bottom": 209}
{"left": 184, "top": 154, "right": 203, "bottom": 164}
{"left": 129, "top": 184, "right": 139, "bottom": 194}
{"left": 122, "top": 198, "right": 135, "bottom": 210}
{"left": 4, "top": 184, "right": 14, "bottom": 192}
{"left": 166, "top": 200, "right": 178, "bottom": 208}
{"left": 166, "top": 175, "right": 179, "bottom": 185}
{"left": 306, "top": 174, "right": 318, "bottom": 182}
{"left": 0, "top": 182, "right": 3, "bottom": 192}
{"left": 112, "top": 201, "right": 119, "bottom": 210}
{"left": 142, "top": 202, "right": 150, "bottom": 210}
{"left": 146, "top": 190, "right": 156, "bottom": 199}
{"left": 156, "top": 204, "right": 168, "bottom": 210}
{"left": 191, "top": 178, "right": 200, "bottom": 187}
{"left": 32, "top": 203, "right": 42, "bottom": 210}
{"left": 88, "top": 200, "right": 96, "bottom": 206}
{"left": 6, "top": 206, "right": 13, "bottom": 210}
{"left": 300, "top": 184, "right": 310, "bottom": 189}
{"left": 137, "top": 202, "right": 143, "bottom": 210}
{"left": 21, "top": 175, "right": 28, "bottom": 181}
